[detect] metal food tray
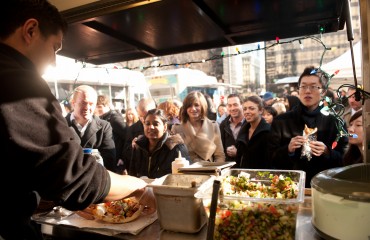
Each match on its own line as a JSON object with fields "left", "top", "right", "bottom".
{"left": 178, "top": 162, "right": 236, "bottom": 176}
{"left": 149, "top": 174, "right": 213, "bottom": 233}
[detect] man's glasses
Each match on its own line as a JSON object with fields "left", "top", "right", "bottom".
{"left": 298, "top": 85, "right": 322, "bottom": 91}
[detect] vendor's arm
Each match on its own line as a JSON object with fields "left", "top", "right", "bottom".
{"left": 105, "top": 171, "right": 147, "bottom": 202}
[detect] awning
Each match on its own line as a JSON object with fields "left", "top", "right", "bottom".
{"left": 274, "top": 76, "right": 299, "bottom": 85}
{"left": 48, "top": 0, "right": 347, "bottom": 65}
{"left": 321, "top": 41, "right": 362, "bottom": 79}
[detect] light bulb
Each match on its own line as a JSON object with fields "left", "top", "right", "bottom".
{"left": 299, "top": 40, "right": 304, "bottom": 50}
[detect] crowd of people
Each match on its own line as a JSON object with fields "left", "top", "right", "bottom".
{"left": 61, "top": 65, "right": 363, "bottom": 189}
{"left": 0, "top": 1, "right": 366, "bottom": 239}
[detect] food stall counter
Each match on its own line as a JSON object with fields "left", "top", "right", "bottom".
{"left": 33, "top": 196, "right": 323, "bottom": 240}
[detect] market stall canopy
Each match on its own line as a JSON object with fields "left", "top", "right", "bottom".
{"left": 321, "top": 41, "right": 362, "bottom": 80}
{"left": 49, "top": 0, "right": 347, "bottom": 65}
{"left": 275, "top": 76, "right": 299, "bottom": 85}
{"left": 43, "top": 56, "right": 145, "bottom": 86}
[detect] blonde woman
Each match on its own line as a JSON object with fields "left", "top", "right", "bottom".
{"left": 125, "top": 107, "right": 139, "bottom": 127}
{"left": 171, "top": 91, "right": 225, "bottom": 162}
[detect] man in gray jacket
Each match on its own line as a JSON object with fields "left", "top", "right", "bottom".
{"left": 65, "top": 86, "right": 117, "bottom": 172}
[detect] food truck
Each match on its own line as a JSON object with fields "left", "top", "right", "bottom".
{"left": 146, "top": 68, "right": 225, "bottom": 104}
{"left": 43, "top": 56, "right": 151, "bottom": 110}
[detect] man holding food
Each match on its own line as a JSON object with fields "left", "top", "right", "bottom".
{"left": 0, "top": 1, "right": 151, "bottom": 239}
{"left": 269, "top": 66, "right": 348, "bottom": 188}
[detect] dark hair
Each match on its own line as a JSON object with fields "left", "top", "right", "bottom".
{"left": 343, "top": 110, "right": 363, "bottom": 166}
{"left": 0, "top": 0, "right": 68, "bottom": 39}
{"left": 218, "top": 103, "right": 226, "bottom": 108}
{"left": 325, "top": 89, "right": 335, "bottom": 99}
{"left": 227, "top": 93, "right": 242, "bottom": 103}
{"left": 298, "top": 66, "right": 329, "bottom": 90}
{"left": 263, "top": 106, "right": 278, "bottom": 117}
{"left": 181, "top": 91, "right": 207, "bottom": 123}
{"left": 349, "top": 110, "right": 362, "bottom": 125}
{"left": 61, "top": 100, "right": 72, "bottom": 112}
{"left": 204, "top": 94, "right": 216, "bottom": 121}
{"left": 286, "top": 95, "right": 300, "bottom": 111}
{"left": 243, "top": 95, "right": 264, "bottom": 110}
{"left": 144, "top": 109, "right": 168, "bottom": 125}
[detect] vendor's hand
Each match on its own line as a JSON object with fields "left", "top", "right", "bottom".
{"left": 309, "top": 141, "right": 328, "bottom": 156}
{"left": 288, "top": 136, "right": 306, "bottom": 153}
{"left": 105, "top": 173, "right": 147, "bottom": 202}
{"left": 226, "top": 145, "right": 237, "bottom": 157}
{"left": 130, "top": 187, "right": 156, "bottom": 215}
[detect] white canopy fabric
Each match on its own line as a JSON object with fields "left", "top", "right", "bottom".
{"left": 321, "top": 41, "right": 362, "bottom": 80}
{"left": 43, "top": 55, "right": 146, "bottom": 86}
{"left": 275, "top": 76, "right": 299, "bottom": 85}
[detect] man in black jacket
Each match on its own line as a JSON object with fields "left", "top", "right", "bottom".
{"left": 269, "top": 66, "right": 348, "bottom": 188}
{"left": 96, "top": 95, "right": 127, "bottom": 174}
{"left": 219, "top": 93, "right": 245, "bottom": 165}
{"left": 0, "top": 1, "right": 148, "bottom": 239}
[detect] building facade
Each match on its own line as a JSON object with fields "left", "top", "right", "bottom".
{"left": 265, "top": 0, "right": 361, "bottom": 93}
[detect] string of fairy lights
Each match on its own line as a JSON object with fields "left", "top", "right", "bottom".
{"left": 68, "top": 34, "right": 370, "bottom": 147}
{"left": 117, "top": 35, "right": 330, "bottom": 71}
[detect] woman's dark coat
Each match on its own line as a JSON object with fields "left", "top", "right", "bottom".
{"left": 236, "top": 118, "right": 271, "bottom": 169}
{"left": 129, "top": 132, "right": 191, "bottom": 178}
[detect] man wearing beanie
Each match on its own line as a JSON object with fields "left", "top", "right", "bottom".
{"left": 263, "top": 92, "right": 275, "bottom": 106}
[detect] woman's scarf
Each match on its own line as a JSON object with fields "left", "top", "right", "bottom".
{"left": 181, "top": 119, "right": 216, "bottom": 161}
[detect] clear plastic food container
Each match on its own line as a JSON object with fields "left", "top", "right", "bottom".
{"left": 195, "top": 169, "right": 305, "bottom": 240}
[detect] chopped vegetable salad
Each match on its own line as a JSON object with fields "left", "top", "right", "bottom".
{"left": 207, "top": 173, "right": 301, "bottom": 240}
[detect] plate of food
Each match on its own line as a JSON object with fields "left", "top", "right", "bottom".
{"left": 89, "top": 197, "right": 143, "bottom": 224}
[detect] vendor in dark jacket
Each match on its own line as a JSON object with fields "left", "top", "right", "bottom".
{"left": 269, "top": 66, "right": 348, "bottom": 188}
{"left": 65, "top": 85, "right": 117, "bottom": 172}
{"left": 237, "top": 95, "right": 271, "bottom": 169}
{"left": 0, "top": 1, "right": 149, "bottom": 239}
{"left": 129, "top": 109, "right": 191, "bottom": 178}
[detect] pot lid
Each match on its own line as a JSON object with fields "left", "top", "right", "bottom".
{"left": 311, "top": 163, "right": 370, "bottom": 202}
